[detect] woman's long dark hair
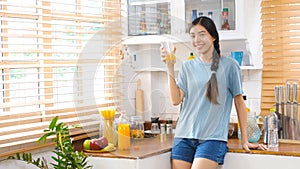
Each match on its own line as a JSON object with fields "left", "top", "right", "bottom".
{"left": 190, "top": 16, "right": 220, "bottom": 104}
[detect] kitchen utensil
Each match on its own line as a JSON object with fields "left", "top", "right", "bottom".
{"left": 135, "top": 79, "right": 144, "bottom": 119}
{"left": 263, "top": 115, "right": 268, "bottom": 144}
{"left": 279, "top": 86, "right": 286, "bottom": 139}
{"left": 292, "top": 83, "right": 299, "bottom": 140}
{"left": 274, "top": 86, "right": 282, "bottom": 138}
{"left": 286, "top": 82, "right": 292, "bottom": 139}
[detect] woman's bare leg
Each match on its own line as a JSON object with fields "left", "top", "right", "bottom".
{"left": 172, "top": 159, "right": 192, "bottom": 169}
{"left": 191, "top": 158, "right": 219, "bottom": 169}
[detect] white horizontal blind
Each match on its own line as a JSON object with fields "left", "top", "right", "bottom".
{"left": 0, "top": 0, "right": 123, "bottom": 157}
{"left": 261, "top": 0, "right": 300, "bottom": 116}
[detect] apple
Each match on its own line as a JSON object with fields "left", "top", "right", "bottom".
{"left": 95, "top": 136, "right": 108, "bottom": 148}
{"left": 83, "top": 139, "right": 91, "bottom": 150}
{"left": 90, "top": 138, "right": 101, "bottom": 150}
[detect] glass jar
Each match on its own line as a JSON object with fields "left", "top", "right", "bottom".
{"left": 130, "top": 116, "right": 144, "bottom": 139}
{"left": 166, "top": 118, "right": 173, "bottom": 134}
{"left": 151, "top": 117, "right": 160, "bottom": 134}
{"left": 100, "top": 109, "right": 117, "bottom": 145}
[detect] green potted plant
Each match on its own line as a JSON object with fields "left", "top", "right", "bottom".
{"left": 8, "top": 116, "right": 92, "bottom": 169}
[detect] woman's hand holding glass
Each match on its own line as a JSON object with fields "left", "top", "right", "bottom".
{"left": 160, "top": 40, "right": 176, "bottom": 65}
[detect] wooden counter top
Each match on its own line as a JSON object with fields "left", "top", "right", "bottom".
{"left": 84, "top": 136, "right": 300, "bottom": 159}
{"left": 228, "top": 138, "right": 300, "bottom": 157}
{"left": 85, "top": 134, "right": 173, "bottom": 159}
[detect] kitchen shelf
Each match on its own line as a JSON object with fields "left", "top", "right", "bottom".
{"left": 132, "top": 66, "right": 260, "bottom": 72}
{"left": 122, "top": 32, "right": 246, "bottom": 45}
{"left": 122, "top": 34, "right": 186, "bottom": 45}
{"left": 241, "top": 66, "right": 262, "bottom": 70}
{"left": 133, "top": 67, "right": 180, "bottom": 72}
{"left": 130, "top": 0, "right": 170, "bottom": 6}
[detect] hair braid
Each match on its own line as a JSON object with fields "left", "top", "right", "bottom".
{"left": 206, "top": 48, "right": 220, "bottom": 104}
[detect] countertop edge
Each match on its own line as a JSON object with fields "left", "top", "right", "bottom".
{"left": 83, "top": 138, "right": 300, "bottom": 159}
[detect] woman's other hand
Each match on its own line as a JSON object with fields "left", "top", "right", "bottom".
{"left": 242, "top": 141, "right": 268, "bottom": 153}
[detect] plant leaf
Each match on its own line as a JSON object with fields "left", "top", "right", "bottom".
{"left": 49, "top": 116, "right": 59, "bottom": 130}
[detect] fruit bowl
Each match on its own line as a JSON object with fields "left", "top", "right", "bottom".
{"left": 84, "top": 143, "right": 116, "bottom": 153}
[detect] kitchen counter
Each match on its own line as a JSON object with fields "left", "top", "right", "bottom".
{"left": 84, "top": 134, "right": 173, "bottom": 159}
{"left": 228, "top": 138, "right": 300, "bottom": 157}
{"left": 85, "top": 136, "right": 300, "bottom": 158}
{"left": 83, "top": 136, "right": 300, "bottom": 169}
{"left": 84, "top": 135, "right": 173, "bottom": 169}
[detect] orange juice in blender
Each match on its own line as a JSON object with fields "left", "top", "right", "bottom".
{"left": 118, "top": 123, "right": 130, "bottom": 151}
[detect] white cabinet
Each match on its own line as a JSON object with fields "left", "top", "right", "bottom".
{"left": 173, "top": 0, "right": 246, "bottom": 41}
{"left": 88, "top": 152, "right": 171, "bottom": 169}
{"left": 221, "top": 153, "right": 300, "bottom": 169}
{"left": 122, "top": 0, "right": 252, "bottom": 70}
{"left": 123, "top": 0, "right": 246, "bottom": 45}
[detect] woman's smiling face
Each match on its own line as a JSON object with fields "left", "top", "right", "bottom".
{"left": 190, "top": 24, "right": 215, "bottom": 55}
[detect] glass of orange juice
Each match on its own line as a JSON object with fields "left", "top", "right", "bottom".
{"left": 118, "top": 123, "right": 130, "bottom": 151}
{"left": 161, "top": 39, "right": 175, "bottom": 64}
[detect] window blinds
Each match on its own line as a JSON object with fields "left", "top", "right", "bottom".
{"left": 0, "top": 0, "right": 123, "bottom": 158}
{"left": 261, "top": 0, "right": 300, "bottom": 116}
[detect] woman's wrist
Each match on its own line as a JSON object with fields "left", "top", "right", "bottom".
{"left": 167, "top": 65, "right": 175, "bottom": 79}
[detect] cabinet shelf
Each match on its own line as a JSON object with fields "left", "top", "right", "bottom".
{"left": 241, "top": 66, "right": 262, "bottom": 70}
{"left": 123, "top": 35, "right": 168, "bottom": 45}
{"left": 130, "top": 0, "right": 170, "bottom": 6}
{"left": 122, "top": 32, "right": 246, "bottom": 45}
{"left": 131, "top": 66, "right": 261, "bottom": 72}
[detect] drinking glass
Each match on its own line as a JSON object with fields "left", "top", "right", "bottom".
{"left": 161, "top": 39, "right": 175, "bottom": 64}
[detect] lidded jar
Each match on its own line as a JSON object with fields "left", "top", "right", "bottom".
{"left": 151, "top": 117, "right": 160, "bottom": 134}
{"left": 130, "top": 115, "right": 144, "bottom": 139}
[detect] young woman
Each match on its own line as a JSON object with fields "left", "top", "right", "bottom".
{"left": 161, "top": 16, "right": 267, "bottom": 169}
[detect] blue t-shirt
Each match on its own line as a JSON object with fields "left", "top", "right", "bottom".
{"left": 175, "top": 56, "right": 243, "bottom": 142}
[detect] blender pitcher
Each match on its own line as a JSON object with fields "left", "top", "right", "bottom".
{"left": 238, "top": 108, "right": 262, "bottom": 143}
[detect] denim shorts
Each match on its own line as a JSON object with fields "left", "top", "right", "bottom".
{"left": 171, "top": 138, "right": 228, "bottom": 165}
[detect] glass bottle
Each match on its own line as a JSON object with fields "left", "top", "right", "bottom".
{"left": 192, "top": 9, "right": 198, "bottom": 21}
{"left": 221, "top": 8, "right": 230, "bottom": 30}
{"left": 208, "top": 11, "right": 213, "bottom": 19}
{"left": 268, "top": 108, "right": 279, "bottom": 149}
{"left": 198, "top": 12, "right": 204, "bottom": 17}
